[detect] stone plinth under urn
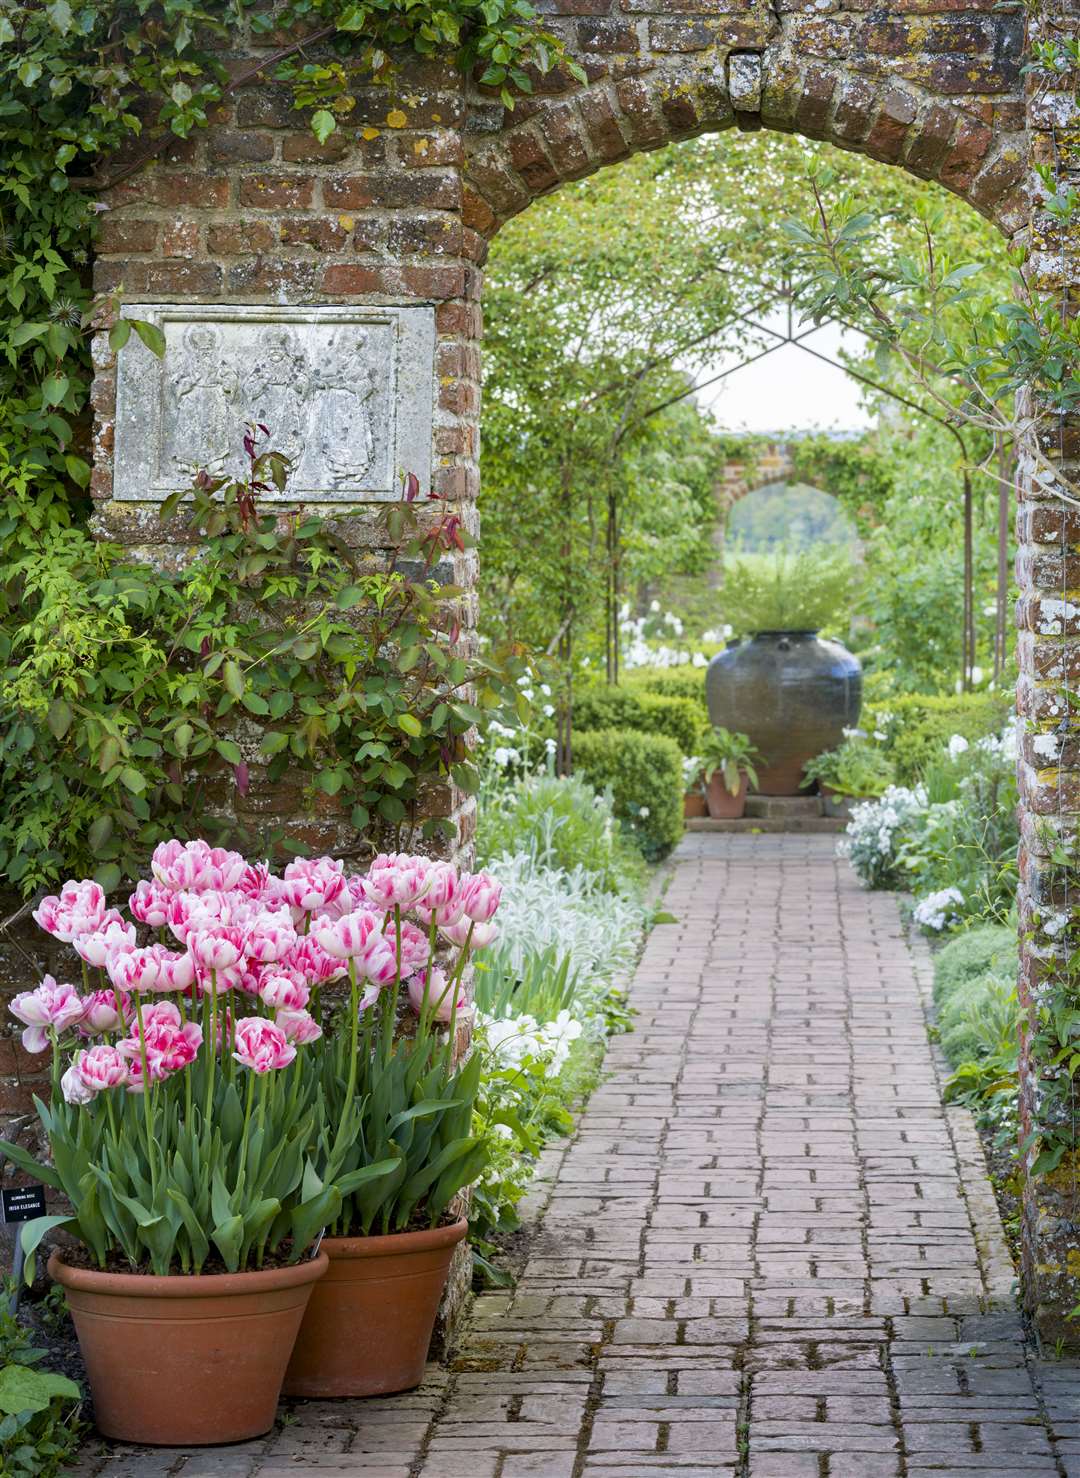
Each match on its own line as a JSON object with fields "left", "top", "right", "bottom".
{"left": 706, "top": 632, "right": 862, "bottom": 795}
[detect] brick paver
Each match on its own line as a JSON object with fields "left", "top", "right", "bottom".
{"left": 74, "top": 835, "right": 1080, "bottom": 1476}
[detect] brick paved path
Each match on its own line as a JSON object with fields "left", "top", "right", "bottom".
{"left": 76, "top": 835, "right": 1080, "bottom": 1477}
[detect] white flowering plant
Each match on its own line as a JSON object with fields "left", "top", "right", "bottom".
{"left": 841, "top": 784, "right": 928, "bottom": 889}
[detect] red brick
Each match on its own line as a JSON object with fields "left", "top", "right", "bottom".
{"left": 402, "top": 265, "right": 467, "bottom": 299}
{"left": 94, "top": 218, "right": 159, "bottom": 255}
{"left": 161, "top": 220, "right": 200, "bottom": 258}
{"left": 578, "top": 89, "right": 630, "bottom": 162}
{"left": 237, "top": 173, "right": 314, "bottom": 209}
{"left": 208, "top": 131, "right": 275, "bottom": 164}
{"left": 322, "top": 172, "right": 459, "bottom": 209}
{"left": 282, "top": 130, "right": 352, "bottom": 164}
{"left": 795, "top": 65, "right": 837, "bottom": 140}
{"left": 110, "top": 171, "right": 229, "bottom": 209}
{"left": 207, "top": 220, "right": 278, "bottom": 255}
{"left": 506, "top": 129, "right": 560, "bottom": 192}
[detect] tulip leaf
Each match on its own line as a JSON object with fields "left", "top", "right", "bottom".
{"left": 18, "top": 1215, "right": 76, "bottom": 1285}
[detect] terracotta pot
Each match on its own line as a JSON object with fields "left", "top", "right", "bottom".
{"left": 683, "top": 791, "right": 708, "bottom": 819}
{"left": 706, "top": 631, "right": 862, "bottom": 794}
{"left": 283, "top": 1218, "right": 468, "bottom": 1398}
{"left": 49, "top": 1249, "right": 328, "bottom": 1445}
{"left": 705, "top": 773, "right": 748, "bottom": 819}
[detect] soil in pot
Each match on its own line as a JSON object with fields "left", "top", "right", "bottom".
{"left": 50, "top": 1248, "right": 328, "bottom": 1446}
{"left": 283, "top": 1217, "right": 467, "bottom": 1399}
{"left": 705, "top": 774, "right": 748, "bottom": 820}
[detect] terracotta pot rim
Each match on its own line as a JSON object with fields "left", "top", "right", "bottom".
{"left": 318, "top": 1217, "right": 468, "bottom": 1260}
{"left": 48, "top": 1248, "right": 329, "bottom": 1298}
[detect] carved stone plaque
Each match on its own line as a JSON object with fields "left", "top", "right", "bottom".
{"left": 112, "top": 304, "right": 435, "bottom": 502}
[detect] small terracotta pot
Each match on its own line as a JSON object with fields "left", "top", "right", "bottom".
{"left": 49, "top": 1249, "right": 328, "bottom": 1445}
{"left": 705, "top": 773, "right": 748, "bottom": 820}
{"left": 283, "top": 1218, "right": 468, "bottom": 1398}
{"left": 683, "top": 791, "right": 708, "bottom": 819}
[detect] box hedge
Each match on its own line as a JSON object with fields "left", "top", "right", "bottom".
{"left": 870, "top": 691, "right": 1010, "bottom": 783}
{"left": 572, "top": 728, "right": 684, "bottom": 861}
{"left": 574, "top": 685, "right": 706, "bottom": 756}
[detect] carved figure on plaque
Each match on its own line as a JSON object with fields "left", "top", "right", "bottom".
{"left": 311, "top": 330, "right": 378, "bottom": 486}
{"left": 167, "top": 325, "right": 238, "bottom": 476}
{"left": 244, "top": 328, "right": 311, "bottom": 466}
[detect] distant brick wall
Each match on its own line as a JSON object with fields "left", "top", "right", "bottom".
{"left": 52, "top": 0, "right": 1080, "bottom": 1337}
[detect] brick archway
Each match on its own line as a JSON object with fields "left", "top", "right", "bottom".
{"left": 462, "top": 50, "right": 1026, "bottom": 249}
{"left": 81, "top": 1, "right": 1080, "bottom": 1336}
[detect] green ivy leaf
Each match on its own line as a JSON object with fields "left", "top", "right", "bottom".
{"left": 131, "top": 319, "right": 166, "bottom": 357}
{"left": 311, "top": 109, "right": 337, "bottom": 144}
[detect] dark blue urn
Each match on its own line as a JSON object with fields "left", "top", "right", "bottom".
{"left": 705, "top": 631, "right": 862, "bottom": 795}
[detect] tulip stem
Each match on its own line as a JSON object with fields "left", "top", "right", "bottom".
{"left": 133, "top": 992, "right": 157, "bottom": 1196}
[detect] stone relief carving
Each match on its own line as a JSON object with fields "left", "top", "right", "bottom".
{"left": 113, "top": 305, "right": 435, "bottom": 503}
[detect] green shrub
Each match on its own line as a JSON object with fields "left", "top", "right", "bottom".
{"left": 574, "top": 685, "right": 705, "bottom": 755}
{"left": 572, "top": 728, "right": 684, "bottom": 861}
{"left": 933, "top": 923, "right": 1016, "bottom": 1009}
{"left": 0, "top": 1303, "right": 83, "bottom": 1477}
{"left": 624, "top": 665, "right": 708, "bottom": 709}
{"left": 938, "top": 970, "right": 1017, "bottom": 1069}
{"left": 871, "top": 691, "right": 1009, "bottom": 783}
{"left": 476, "top": 772, "right": 647, "bottom": 897}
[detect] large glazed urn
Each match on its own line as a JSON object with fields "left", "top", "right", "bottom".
{"left": 705, "top": 631, "right": 862, "bottom": 795}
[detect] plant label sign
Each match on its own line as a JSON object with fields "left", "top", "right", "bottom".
{"left": 112, "top": 303, "right": 436, "bottom": 504}
{"left": 0, "top": 1185, "right": 47, "bottom": 1224}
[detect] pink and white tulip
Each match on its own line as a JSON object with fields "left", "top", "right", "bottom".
{"left": 74, "top": 1044, "right": 130, "bottom": 1094}
{"left": 280, "top": 857, "right": 347, "bottom": 920}
{"left": 362, "top": 853, "right": 432, "bottom": 911}
{"left": 311, "top": 908, "right": 378, "bottom": 961}
{"left": 32, "top": 880, "right": 107, "bottom": 943}
{"left": 10, "top": 977, "right": 85, "bottom": 1052}
{"left": 258, "top": 974, "right": 310, "bottom": 1012}
{"left": 151, "top": 839, "right": 246, "bottom": 894}
{"left": 128, "top": 879, "right": 173, "bottom": 929}
{"left": 407, "top": 968, "right": 470, "bottom": 1025}
{"left": 72, "top": 911, "right": 137, "bottom": 968}
{"left": 275, "top": 1008, "right": 323, "bottom": 1045}
{"left": 80, "top": 988, "right": 131, "bottom": 1034}
{"left": 232, "top": 1017, "right": 296, "bottom": 1073}
{"left": 460, "top": 872, "right": 502, "bottom": 923}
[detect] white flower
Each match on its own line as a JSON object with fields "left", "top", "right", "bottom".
{"left": 971, "top": 666, "right": 984, "bottom": 685}
{"left": 639, "top": 806, "right": 650, "bottom": 819}
{"left": 544, "top": 737, "right": 557, "bottom": 756}
{"left": 873, "top": 731, "right": 887, "bottom": 742}
{"left": 650, "top": 599, "right": 661, "bottom": 613}
{"left": 946, "top": 734, "right": 969, "bottom": 759}
{"left": 542, "top": 704, "right": 555, "bottom": 718}
{"left": 691, "top": 652, "right": 708, "bottom": 668}
{"left": 540, "top": 684, "right": 552, "bottom": 697}
{"left": 493, "top": 746, "right": 520, "bottom": 767}
{"left": 912, "top": 886, "right": 964, "bottom": 933}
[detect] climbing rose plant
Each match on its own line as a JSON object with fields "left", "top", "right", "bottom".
{"left": 2, "top": 839, "right": 502, "bottom": 1275}
{"left": 1, "top": 429, "right": 533, "bottom": 893}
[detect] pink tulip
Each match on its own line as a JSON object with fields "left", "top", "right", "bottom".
{"left": 360, "top": 934, "right": 399, "bottom": 986}
{"left": 280, "top": 857, "right": 347, "bottom": 919}
{"left": 188, "top": 926, "right": 244, "bottom": 975}
{"left": 73, "top": 912, "right": 137, "bottom": 968}
{"left": 312, "top": 908, "right": 378, "bottom": 961}
{"left": 285, "top": 934, "right": 347, "bottom": 986}
{"left": 362, "top": 853, "right": 432, "bottom": 911}
{"left": 165, "top": 888, "right": 238, "bottom": 944}
{"left": 245, "top": 917, "right": 298, "bottom": 964}
{"left": 76, "top": 1044, "right": 130, "bottom": 1093}
{"left": 10, "top": 978, "right": 86, "bottom": 1052}
{"left": 61, "top": 1057, "right": 96, "bottom": 1105}
{"left": 80, "top": 988, "right": 131, "bottom": 1034}
{"left": 258, "top": 974, "right": 310, "bottom": 1012}
{"left": 407, "top": 968, "right": 469, "bottom": 1024}
{"left": 460, "top": 872, "right": 502, "bottom": 923}
{"left": 275, "top": 1008, "right": 323, "bottom": 1044}
{"left": 151, "top": 839, "right": 246, "bottom": 894}
{"left": 392, "top": 918, "right": 432, "bottom": 977}
{"left": 237, "top": 861, "right": 280, "bottom": 900}
{"left": 119, "top": 1002, "right": 202, "bottom": 1087}
{"left": 232, "top": 1017, "right": 296, "bottom": 1073}
{"left": 440, "top": 917, "right": 498, "bottom": 950}
{"left": 128, "top": 879, "right": 173, "bottom": 928}
{"left": 106, "top": 946, "right": 163, "bottom": 994}
{"left": 32, "top": 880, "right": 107, "bottom": 943}
{"left": 158, "top": 949, "right": 196, "bottom": 993}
